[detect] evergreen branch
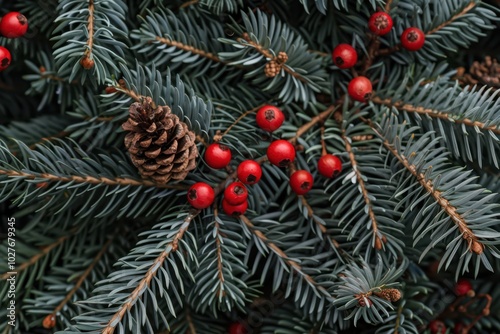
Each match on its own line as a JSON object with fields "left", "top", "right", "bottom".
{"left": 185, "top": 307, "right": 197, "bottom": 334}
{"left": 290, "top": 105, "right": 335, "bottom": 144}
{"left": 102, "top": 211, "right": 199, "bottom": 334}
{"left": 0, "top": 228, "right": 77, "bottom": 280}
{"left": 341, "top": 131, "right": 385, "bottom": 249}
{"left": 372, "top": 96, "right": 500, "bottom": 135}
{"left": 214, "top": 208, "right": 225, "bottom": 298}
{"left": 0, "top": 168, "right": 187, "bottom": 190}
{"left": 240, "top": 215, "right": 333, "bottom": 300}
{"left": 28, "top": 131, "right": 70, "bottom": 150}
{"left": 385, "top": 0, "right": 393, "bottom": 12}
{"left": 82, "top": 0, "right": 95, "bottom": 62}
{"left": 217, "top": 104, "right": 264, "bottom": 140}
{"left": 425, "top": 2, "right": 476, "bottom": 36}
{"left": 367, "top": 120, "right": 485, "bottom": 255}
{"left": 49, "top": 236, "right": 114, "bottom": 316}
{"left": 155, "top": 36, "right": 221, "bottom": 63}
{"left": 239, "top": 34, "right": 307, "bottom": 83}
{"left": 180, "top": 0, "right": 199, "bottom": 9}
{"left": 299, "top": 196, "right": 342, "bottom": 251}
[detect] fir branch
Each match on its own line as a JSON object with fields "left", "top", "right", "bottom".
{"left": 101, "top": 211, "right": 199, "bottom": 334}
{"left": 425, "top": 2, "right": 476, "bottom": 36}
{"left": 372, "top": 96, "right": 500, "bottom": 135}
{"left": 238, "top": 34, "right": 307, "bottom": 83}
{"left": 290, "top": 105, "right": 335, "bottom": 144}
{"left": 49, "top": 236, "right": 114, "bottom": 316}
{"left": 82, "top": 0, "right": 95, "bottom": 62}
{"left": 341, "top": 131, "right": 385, "bottom": 249}
{"left": 367, "top": 120, "right": 485, "bottom": 255}
{"left": 28, "top": 131, "right": 70, "bottom": 150}
{"left": 217, "top": 103, "right": 265, "bottom": 141}
{"left": 214, "top": 208, "right": 225, "bottom": 297}
{"left": 299, "top": 196, "right": 342, "bottom": 252}
{"left": 155, "top": 36, "right": 221, "bottom": 63}
{"left": 0, "top": 228, "right": 77, "bottom": 280}
{"left": 385, "top": 0, "right": 393, "bottom": 12}
{"left": 240, "top": 215, "right": 333, "bottom": 300}
{"left": 0, "top": 168, "right": 188, "bottom": 190}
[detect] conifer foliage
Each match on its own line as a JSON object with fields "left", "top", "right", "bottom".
{"left": 1, "top": 0, "right": 500, "bottom": 333}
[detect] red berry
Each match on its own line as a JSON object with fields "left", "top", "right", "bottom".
{"left": 256, "top": 105, "right": 285, "bottom": 132}
{"left": 224, "top": 182, "right": 248, "bottom": 205}
{"left": 429, "top": 320, "right": 446, "bottom": 334}
{"left": 187, "top": 182, "right": 215, "bottom": 209}
{"left": 229, "top": 323, "right": 247, "bottom": 334}
{"left": 332, "top": 44, "right": 358, "bottom": 69}
{"left": 205, "top": 143, "right": 232, "bottom": 169}
{"left": 290, "top": 170, "right": 314, "bottom": 195}
{"left": 318, "top": 154, "right": 342, "bottom": 178}
{"left": 348, "top": 76, "right": 373, "bottom": 102}
{"left": 454, "top": 279, "right": 473, "bottom": 296}
{"left": 267, "top": 140, "right": 295, "bottom": 167}
{"left": 0, "top": 12, "right": 28, "bottom": 38}
{"left": 222, "top": 198, "right": 248, "bottom": 216}
{"left": 0, "top": 46, "right": 12, "bottom": 71}
{"left": 237, "top": 160, "right": 262, "bottom": 185}
{"left": 368, "top": 12, "right": 393, "bottom": 35}
{"left": 401, "top": 27, "right": 425, "bottom": 51}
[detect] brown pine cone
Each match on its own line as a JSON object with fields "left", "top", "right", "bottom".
{"left": 122, "top": 97, "right": 198, "bottom": 184}
{"left": 265, "top": 60, "right": 280, "bottom": 77}
{"left": 276, "top": 51, "right": 288, "bottom": 64}
{"left": 374, "top": 288, "right": 402, "bottom": 302}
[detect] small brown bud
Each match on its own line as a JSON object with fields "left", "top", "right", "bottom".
{"left": 374, "top": 288, "right": 402, "bottom": 302}
{"left": 105, "top": 86, "right": 117, "bottom": 94}
{"left": 39, "top": 66, "right": 46, "bottom": 74}
{"left": 36, "top": 182, "right": 49, "bottom": 189}
{"left": 42, "top": 314, "right": 56, "bottom": 329}
{"left": 374, "top": 236, "right": 383, "bottom": 250}
{"left": 358, "top": 297, "right": 372, "bottom": 307}
{"left": 80, "top": 56, "right": 95, "bottom": 70}
{"left": 276, "top": 51, "right": 288, "bottom": 64}
{"left": 471, "top": 240, "right": 484, "bottom": 254}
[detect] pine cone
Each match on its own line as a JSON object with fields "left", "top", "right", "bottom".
{"left": 374, "top": 288, "right": 402, "bottom": 302}
{"left": 122, "top": 97, "right": 198, "bottom": 184}
{"left": 276, "top": 51, "right": 288, "bottom": 64}
{"left": 265, "top": 60, "right": 280, "bottom": 77}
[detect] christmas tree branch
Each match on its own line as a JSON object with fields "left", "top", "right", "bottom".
{"left": 425, "top": 2, "right": 476, "bottom": 36}
{"left": 28, "top": 131, "right": 70, "bottom": 150}
{"left": 102, "top": 211, "right": 199, "bottom": 334}
{"left": 216, "top": 104, "right": 265, "bottom": 141}
{"left": 0, "top": 228, "right": 77, "bottom": 280}
{"left": 372, "top": 96, "right": 500, "bottom": 135}
{"left": 239, "top": 34, "right": 308, "bottom": 83}
{"left": 366, "top": 119, "right": 485, "bottom": 255}
{"left": 299, "top": 196, "right": 344, "bottom": 253}
{"left": 155, "top": 36, "right": 221, "bottom": 63}
{"left": 290, "top": 105, "right": 336, "bottom": 144}
{"left": 341, "top": 131, "right": 385, "bottom": 249}
{"left": 213, "top": 208, "right": 226, "bottom": 298}
{"left": 385, "top": 0, "right": 393, "bottom": 12}
{"left": 48, "top": 236, "right": 114, "bottom": 317}
{"left": 180, "top": 0, "right": 199, "bottom": 9}
{"left": 240, "top": 215, "right": 334, "bottom": 300}
{"left": 82, "top": 0, "right": 95, "bottom": 63}
{"left": 0, "top": 169, "right": 188, "bottom": 190}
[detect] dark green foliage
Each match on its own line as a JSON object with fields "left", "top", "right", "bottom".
{"left": 1, "top": 0, "right": 500, "bottom": 333}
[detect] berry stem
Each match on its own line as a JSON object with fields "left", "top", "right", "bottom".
{"left": 290, "top": 105, "right": 335, "bottom": 144}
{"left": 216, "top": 103, "right": 267, "bottom": 141}
{"left": 320, "top": 125, "right": 327, "bottom": 156}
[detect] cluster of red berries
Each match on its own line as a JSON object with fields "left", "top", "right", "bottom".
{"left": 332, "top": 11, "right": 425, "bottom": 103}
{"left": 0, "top": 12, "right": 29, "bottom": 71}
{"left": 187, "top": 105, "right": 343, "bottom": 212}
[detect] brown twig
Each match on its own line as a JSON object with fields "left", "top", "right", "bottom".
{"left": 81, "top": 0, "right": 95, "bottom": 64}
{"left": 49, "top": 236, "right": 114, "bottom": 317}
{"left": 299, "top": 196, "right": 343, "bottom": 252}
{"left": 341, "top": 131, "right": 385, "bottom": 249}
{"left": 155, "top": 36, "right": 221, "bottom": 63}
{"left": 385, "top": 0, "right": 394, "bottom": 12}
{"left": 364, "top": 119, "right": 484, "bottom": 255}
{"left": 290, "top": 105, "right": 336, "bottom": 144}
{"left": 239, "top": 35, "right": 309, "bottom": 84}
{"left": 320, "top": 125, "right": 327, "bottom": 156}
{"left": 371, "top": 96, "right": 500, "bottom": 135}
{"left": 213, "top": 207, "right": 225, "bottom": 298}
{"left": 102, "top": 212, "right": 198, "bottom": 334}
{"left": 1, "top": 228, "right": 78, "bottom": 280}
{"left": 185, "top": 306, "right": 197, "bottom": 334}
{"left": 28, "top": 131, "right": 70, "bottom": 150}
{"left": 218, "top": 104, "right": 265, "bottom": 140}
{"left": 0, "top": 169, "right": 188, "bottom": 190}
{"left": 426, "top": 2, "right": 476, "bottom": 36}
{"left": 360, "top": 35, "right": 381, "bottom": 75}
{"left": 180, "top": 0, "right": 199, "bottom": 9}
{"left": 240, "top": 215, "right": 334, "bottom": 300}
